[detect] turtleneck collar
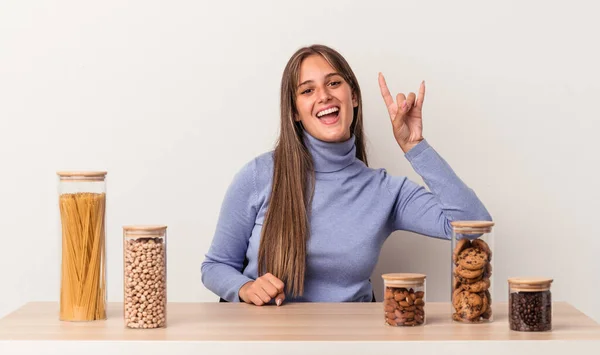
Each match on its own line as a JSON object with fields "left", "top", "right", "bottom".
{"left": 302, "top": 130, "right": 357, "bottom": 173}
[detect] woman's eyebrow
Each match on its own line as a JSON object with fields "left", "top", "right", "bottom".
{"left": 297, "top": 72, "right": 342, "bottom": 88}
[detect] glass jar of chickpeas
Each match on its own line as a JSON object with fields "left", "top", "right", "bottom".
{"left": 123, "top": 225, "right": 167, "bottom": 329}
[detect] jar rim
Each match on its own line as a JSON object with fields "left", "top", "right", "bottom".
{"left": 508, "top": 277, "right": 553, "bottom": 284}
{"left": 123, "top": 225, "right": 167, "bottom": 232}
{"left": 508, "top": 277, "right": 553, "bottom": 290}
{"left": 382, "top": 273, "right": 426, "bottom": 282}
{"left": 57, "top": 171, "right": 107, "bottom": 181}
{"left": 451, "top": 220, "right": 495, "bottom": 228}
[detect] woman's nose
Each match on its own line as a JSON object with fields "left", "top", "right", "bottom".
{"left": 317, "top": 87, "right": 332, "bottom": 103}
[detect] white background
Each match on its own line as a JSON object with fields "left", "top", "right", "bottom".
{"left": 1, "top": 0, "right": 599, "bottom": 323}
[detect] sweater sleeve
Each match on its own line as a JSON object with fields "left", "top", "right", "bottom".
{"left": 201, "top": 160, "right": 258, "bottom": 302}
{"left": 387, "top": 139, "right": 492, "bottom": 239}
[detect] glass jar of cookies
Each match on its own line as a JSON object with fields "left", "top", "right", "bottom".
{"left": 123, "top": 225, "right": 167, "bottom": 329}
{"left": 508, "top": 278, "right": 553, "bottom": 332}
{"left": 57, "top": 171, "right": 107, "bottom": 322}
{"left": 382, "top": 273, "right": 426, "bottom": 327}
{"left": 451, "top": 221, "right": 494, "bottom": 323}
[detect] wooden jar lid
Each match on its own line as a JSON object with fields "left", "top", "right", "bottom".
{"left": 451, "top": 221, "right": 494, "bottom": 233}
{"left": 123, "top": 225, "right": 167, "bottom": 231}
{"left": 57, "top": 171, "right": 107, "bottom": 181}
{"left": 451, "top": 221, "right": 495, "bottom": 228}
{"left": 382, "top": 273, "right": 426, "bottom": 286}
{"left": 508, "top": 277, "right": 553, "bottom": 292}
{"left": 123, "top": 225, "right": 167, "bottom": 238}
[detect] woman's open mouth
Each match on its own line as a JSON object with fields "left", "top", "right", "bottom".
{"left": 316, "top": 106, "right": 340, "bottom": 125}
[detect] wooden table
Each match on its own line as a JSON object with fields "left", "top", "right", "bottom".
{"left": 1, "top": 302, "right": 599, "bottom": 354}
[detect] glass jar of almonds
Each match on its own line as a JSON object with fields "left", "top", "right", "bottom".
{"left": 382, "top": 273, "right": 426, "bottom": 327}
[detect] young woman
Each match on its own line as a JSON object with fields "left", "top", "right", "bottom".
{"left": 201, "top": 44, "right": 492, "bottom": 306}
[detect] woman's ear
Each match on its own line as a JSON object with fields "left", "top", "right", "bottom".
{"left": 352, "top": 92, "right": 358, "bottom": 108}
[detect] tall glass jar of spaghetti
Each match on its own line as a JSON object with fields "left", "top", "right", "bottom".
{"left": 57, "top": 171, "right": 107, "bottom": 321}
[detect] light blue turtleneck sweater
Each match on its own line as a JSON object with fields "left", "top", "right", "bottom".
{"left": 201, "top": 131, "right": 492, "bottom": 302}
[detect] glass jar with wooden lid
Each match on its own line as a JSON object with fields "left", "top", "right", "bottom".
{"left": 508, "top": 277, "right": 553, "bottom": 332}
{"left": 451, "top": 220, "right": 494, "bottom": 323}
{"left": 123, "top": 225, "right": 167, "bottom": 329}
{"left": 381, "top": 273, "right": 426, "bottom": 326}
{"left": 57, "top": 171, "right": 107, "bottom": 321}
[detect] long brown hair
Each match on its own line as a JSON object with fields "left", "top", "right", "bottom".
{"left": 258, "top": 45, "right": 368, "bottom": 297}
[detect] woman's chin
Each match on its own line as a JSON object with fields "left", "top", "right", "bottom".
{"left": 316, "top": 128, "right": 351, "bottom": 143}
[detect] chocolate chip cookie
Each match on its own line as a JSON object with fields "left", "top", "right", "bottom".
{"left": 458, "top": 247, "right": 488, "bottom": 270}
{"left": 484, "top": 262, "right": 492, "bottom": 278}
{"left": 455, "top": 273, "right": 483, "bottom": 285}
{"left": 461, "top": 278, "right": 490, "bottom": 293}
{"left": 452, "top": 288, "right": 466, "bottom": 310}
{"left": 456, "top": 292, "right": 486, "bottom": 320}
{"left": 480, "top": 290, "right": 492, "bottom": 319}
{"left": 471, "top": 238, "right": 492, "bottom": 262}
{"left": 453, "top": 238, "right": 471, "bottom": 264}
{"left": 455, "top": 265, "right": 484, "bottom": 279}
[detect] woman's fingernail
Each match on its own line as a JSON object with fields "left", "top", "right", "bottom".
{"left": 276, "top": 299, "right": 282, "bottom": 306}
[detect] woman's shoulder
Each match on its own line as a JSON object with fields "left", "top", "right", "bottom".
{"left": 240, "top": 150, "right": 274, "bottom": 176}
{"left": 229, "top": 151, "right": 274, "bottom": 204}
{"left": 354, "top": 160, "right": 394, "bottom": 179}
{"left": 355, "top": 162, "right": 411, "bottom": 193}
{"left": 233, "top": 151, "right": 274, "bottom": 186}
{"left": 254, "top": 150, "right": 275, "bottom": 171}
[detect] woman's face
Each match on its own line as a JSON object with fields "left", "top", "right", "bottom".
{"left": 294, "top": 55, "right": 357, "bottom": 143}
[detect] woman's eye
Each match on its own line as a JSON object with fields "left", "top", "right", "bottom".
{"left": 329, "top": 81, "right": 341, "bottom": 87}
{"left": 301, "top": 88, "right": 313, "bottom": 95}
